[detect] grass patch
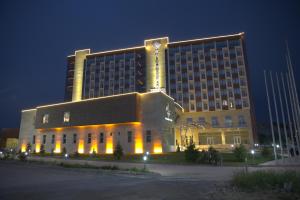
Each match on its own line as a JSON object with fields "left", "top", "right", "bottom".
{"left": 232, "top": 170, "right": 300, "bottom": 194}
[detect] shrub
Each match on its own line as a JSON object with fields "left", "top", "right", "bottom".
{"left": 261, "top": 146, "right": 271, "bottom": 157}
{"left": 233, "top": 144, "right": 247, "bottom": 162}
{"left": 18, "top": 152, "right": 27, "bottom": 161}
{"left": 184, "top": 143, "right": 199, "bottom": 162}
{"left": 26, "top": 143, "right": 31, "bottom": 152}
{"left": 208, "top": 146, "right": 220, "bottom": 165}
{"left": 73, "top": 151, "right": 80, "bottom": 158}
{"left": 113, "top": 142, "right": 123, "bottom": 160}
{"left": 40, "top": 144, "right": 45, "bottom": 155}
{"left": 62, "top": 147, "right": 67, "bottom": 155}
{"left": 232, "top": 170, "right": 300, "bottom": 194}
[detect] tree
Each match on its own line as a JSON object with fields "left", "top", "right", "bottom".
{"left": 40, "top": 144, "right": 45, "bottom": 155}
{"left": 184, "top": 143, "right": 199, "bottom": 162}
{"left": 233, "top": 144, "right": 247, "bottom": 162}
{"left": 113, "top": 142, "right": 123, "bottom": 160}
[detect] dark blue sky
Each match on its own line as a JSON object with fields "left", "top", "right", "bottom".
{"left": 0, "top": 0, "right": 299, "bottom": 128}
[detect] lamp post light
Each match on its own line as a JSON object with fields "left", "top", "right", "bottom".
{"left": 251, "top": 149, "right": 255, "bottom": 164}
{"left": 64, "top": 153, "right": 69, "bottom": 159}
{"left": 143, "top": 155, "right": 148, "bottom": 170}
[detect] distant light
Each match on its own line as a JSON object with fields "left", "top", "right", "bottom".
{"left": 25, "top": 152, "right": 28, "bottom": 156}
{"left": 146, "top": 151, "right": 149, "bottom": 155}
{"left": 276, "top": 144, "right": 280, "bottom": 148}
{"left": 251, "top": 149, "right": 255, "bottom": 155}
{"left": 64, "top": 153, "right": 68, "bottom": 158}
{"left": 29, "top": 149, "right": 31, "bottom": 152}
{"left": 143, "top": 155, "right": 147, "bottom": 161}
{"left": 231, "top": 144, "right": 234, "bottom": 148}
{"left": 10, "top": 149, "right": 13, "bottom": 152}
{"left": 0, "top": 151, "right": 2, "bottom": 155}
{"left": 254, "top": 143, "right": 259, "bottom": 147}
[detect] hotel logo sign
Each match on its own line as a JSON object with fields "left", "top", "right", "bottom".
{"left": 165, "top": 103, "right": 173, "bottom": 122}
{"left": 152, "top": 41, "right": 161, "bottom": 90}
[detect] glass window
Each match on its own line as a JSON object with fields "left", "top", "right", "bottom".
{"left": 63, "top": 134, "right": 66, "bottom": 144}
{"left": 233, "top": 136, "right": 241, "bottom": 145}
{"left": 238, "top": 115, "right": 247, "bottom": 127}
{"left": 146, "top": 130, "right": 151, "bottom": 143}
{"left": 87, "top": 133, "right": 91, "bottom": 144}
{"left": 32, "top": 135, "right": 36, "bottom": 144}
{"left": 73, "top": 134, "right": 77, "bottom": 144}
{"left": 187, "top": 118, "right": 193, "bottom": 124}
{"left": 64, "top": 112, "right": 70, "bottom": 123}
{"left": 207, "top": 137, "right": 214, "bottom": 145}
{"left": 225, "top": 116, "right": 233, "bottom": 127}
{"left": 51, "top": 135, "right": 55, "bottom": 144}
{"left": 198, "top": 117, "right": 205, "bottom": 125}
{"left": 43, "top": 135, "right": 46, "bottom": 144}
{"left": 128, "top": 131, "right": 132, "bottom": 143}
{"left": 42, "top": 114, "right": 49, "bottom": 124}
{"left": 99, "top": 133, "right": 104, "bottom": 143}
{"left": 211, "top": 117, "right": 219, "bottom": 127}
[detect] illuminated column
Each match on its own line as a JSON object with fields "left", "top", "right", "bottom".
{"left": 145, "top": 37, "right": 169, "bottom": 92}
{"left": 72, "top": 49, "right": 90, "bottom": 102}
{"left": 221, "top": 132, "right": 226, "bottom": 145}
{"left": 134, "top": 124, "right": 143, "bottom": 154}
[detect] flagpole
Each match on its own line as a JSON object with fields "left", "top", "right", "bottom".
{"left": 281, "top": 73, "right": 296, "bottom": 156}
{"left": 264, "top": 70, "right": 277, "bottom": 160}
{"left": 276, "top": 72, "right": 289, "bottom": 157}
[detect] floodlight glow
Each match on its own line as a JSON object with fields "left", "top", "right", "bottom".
{"left": 251, "top": 150, "right": 255, "bottom": 155}
{"left": 143, "top": 156, "right": 147, "bottom": 161}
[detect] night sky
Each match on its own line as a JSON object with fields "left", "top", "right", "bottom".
{"left": 0, "top": 0, "right": 299, "bottom": 129}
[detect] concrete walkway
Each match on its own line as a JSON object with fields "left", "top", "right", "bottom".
{"left": 28, "top": 156, "right": 300, "bottom": 181}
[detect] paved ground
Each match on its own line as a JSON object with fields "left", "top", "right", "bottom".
{"left": 0, "top": 161, "right": 298, "bottom": 200}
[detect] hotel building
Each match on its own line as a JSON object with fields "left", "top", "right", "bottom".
{"left": 19, "top": 32, "right": 256, "bottom": 154}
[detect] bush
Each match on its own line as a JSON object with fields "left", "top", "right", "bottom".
{"left": 18, "top": 152, "right": 27, "bottom": 161}
{"left": 73, "top": 151, "right": 80, "bottom": 158}
{"left": 176, "top": 145, "right": 181, "bottom": 152}
{"left": 26, "top": 143, "right": 31, "bottom": 152}
{"left": 261, "top": 146, "right": 271, "bottom": 157}
{"left": 184, "top": 143, "right": 199, "bottom": 162}
{"left": 233, "top": 144, "right": 247, "bottom": 162}
{"left": 113, "top": 142, "right": 123, "bottom": 160}
{"left": 208, "top": 146, "right": 220, "bottom": 165}
{"left": 40, "top": 144, "right": 45, "bottom": 155}
{"left": 232, "top": 170, "right": 300, "bottom": 193}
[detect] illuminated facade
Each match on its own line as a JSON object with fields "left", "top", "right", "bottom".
{"left": 19, "top": 32, "right": 256, "bottom": 154}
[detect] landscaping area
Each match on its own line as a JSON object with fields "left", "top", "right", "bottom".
{"left": 5, "top": 144, "right": 274, "bottom": 166}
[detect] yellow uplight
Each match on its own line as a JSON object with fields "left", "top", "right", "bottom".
{"left": 78, "top": 139, "right": 84, "bottom": 154}
{"left": 106, "top": 137, "right": 113, "bottom": 154}
{"left": 35, "top": 144, "right": 41, "bottom": 153}
{"left": 90, "top": 141, "right": 98, "bottom": 154}
{"left": 21, "top": 143, "right": 26, "bottom": 152}
{"left": 54, "top": 141, "right": 61, "bottom": 153}
{"left": 153, "top": 142, "right": 162, "bottom": 154}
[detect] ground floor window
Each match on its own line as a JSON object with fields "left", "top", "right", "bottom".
{"left": 146, "top": 130, "right": 151, "bottom": 143}
{"left": 233, "top": 136, "right": 241, "bottom": 145}
{"left": 207, "top": 137, "right": 214, "bottom": 145}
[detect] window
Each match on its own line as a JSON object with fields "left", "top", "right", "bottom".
{"left": 207, "top": 137, "right": 214, "bottom": 145}
{"left": 211, "top": 117, "right": 219, "bottom": 127}
{"left": 146, "top": 130, "right": 151, "bottom": 143}
{"left": 63, "top": 134, "right": 66, "bottom": 144}
{"left": 42, "top": 114, "right": 49, "bottom": 124}
{"left": 73, "top": 134, "right": 77, "bottom": 144}
{"left": 32, "top": 135, "right": 36, "bottom": 144}
{"left": 233, "top": 136, "right": 241, "bottom": 145}
{"left": 99, "top": 133, "right": 104, "bottom": 143}
{"left": 64, "top": 112, "right": 70, "bottom": 123}
{"left": 198, "top": 117, "right": 205, "bottom": 125}
{"left": 225, "top": 116, "right": 233, "bottom": 127}
{"left": 128, "top": 131, "right": 132, "bottom": 143}
{"left": 43, "top": 135, "right": 46, "bottom": 144}
{"left": 87, "top": 133, "right": 91, "bottom": 144}
{"left": 186, "top": 118, "right": 193, "bottom": 124}
{"left": 238, "top": 115, "right": 247, "bottom": 127}
{"left": 51, "top": 135, "right": 55, "bottom": 144}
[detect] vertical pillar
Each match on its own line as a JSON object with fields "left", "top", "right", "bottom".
{"left": 72, "top": 49, "right": 90, "bottom": 102}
